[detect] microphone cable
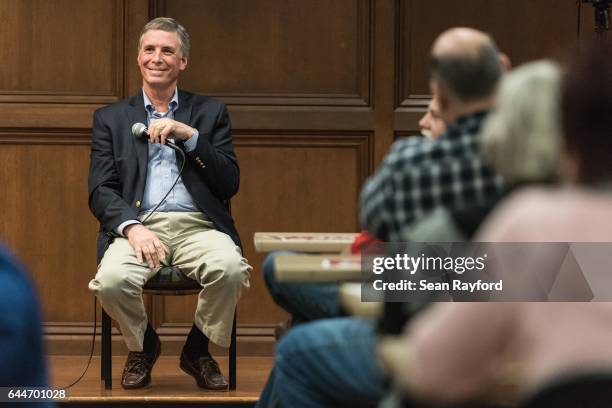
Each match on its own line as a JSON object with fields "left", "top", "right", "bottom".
{"left": 54, "top": 298, "right": 97, "bottom": 390}
{"left": 55, "top": 139, "right": 186, "bottom": 390}
{"left": 140, "top": 143, "right": 186, "bottom": 225}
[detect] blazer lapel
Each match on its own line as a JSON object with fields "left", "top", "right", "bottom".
{"left": 127, "top": 93, "right": 149, "bottom": 177}
{"left": 174, "top": 89, "right": 193, "bottom": 127}
{"left": 174, "top": 90, "right": 193, "bottom": 167}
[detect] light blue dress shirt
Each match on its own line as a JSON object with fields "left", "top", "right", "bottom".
{"left": 117, "top": 89, "right": 200, "bottom": 236}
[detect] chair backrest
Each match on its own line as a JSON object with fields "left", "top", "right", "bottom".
{"left": 519, "top": 372, "right": 612, "bottom": 408}
{"left": 143, "top": 265, "right": 200, "bottom": 295}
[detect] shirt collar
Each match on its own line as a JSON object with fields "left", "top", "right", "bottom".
{"left": 142, "top": 88, "right": 179, "bottom": 114}
{"left": 454, "top": 110, "right": 488, "bottom": 127}
{"left": 444, "top": 109, "right": 489, "bottom": 139}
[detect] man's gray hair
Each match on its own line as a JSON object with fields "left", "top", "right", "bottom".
{"left": 138, "top": 17, "right": 190, "bottom": 58}
{"left": 431, "top": 36, "right": 502, "bottom": 102}
{"left": 481, "top": 60, "right": 562, "bottom": 184}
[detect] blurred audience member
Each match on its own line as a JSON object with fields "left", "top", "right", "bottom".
{"left": 262, "top": 98, "right": 446, "bottom": 332}
{"left": 383, "top": 44, "right": 612, "bottom": 406}
{"left": 481, "top": 60, "right": 562, "bottom": 186}
{"left": 0, "top": 243, "right": 52, "bottom": 407}
{"left": 360, "top": 27, "right": 505, "bottom": 243}
{"left": 405, "top": 60, "right": 562, "bottom": 242}
{"left": 257, "top": 27, "right": 505, "bottom": 408}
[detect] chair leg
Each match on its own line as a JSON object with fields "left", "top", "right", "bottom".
{"left": 229, "top": 309, "right": 237, "bottom": 390}
{"left": 101, "top": 308, "right": 112, "bottom": 389}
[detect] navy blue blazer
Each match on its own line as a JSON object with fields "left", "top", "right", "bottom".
{"left": 88, "top": 90, "right": 241, "bottom": 262}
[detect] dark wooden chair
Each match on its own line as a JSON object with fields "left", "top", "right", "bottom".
{"left": 100, "top": 265, "right": 237, "bottom": 390}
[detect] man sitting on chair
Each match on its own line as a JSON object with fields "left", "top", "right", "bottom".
{"left": 87, "top": 17, "right": 251, "bottom": 390}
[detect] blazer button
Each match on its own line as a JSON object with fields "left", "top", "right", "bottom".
{"left": 135, "top": 201, "right": 141, "bottom": 208}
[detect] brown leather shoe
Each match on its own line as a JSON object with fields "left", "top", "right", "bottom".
{"left": 180, "top": 352, "right": 229, "bottom": 390}
{"left": 121, "top": 337, "right": 161, "bottom": 389}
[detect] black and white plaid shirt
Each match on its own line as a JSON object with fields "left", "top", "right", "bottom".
{"left": 360, "top": 111, "right": 504, "bottom": 242}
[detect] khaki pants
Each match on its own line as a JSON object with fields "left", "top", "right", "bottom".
{"left": 88, "top": 212, "right": 251, "bottom": 351}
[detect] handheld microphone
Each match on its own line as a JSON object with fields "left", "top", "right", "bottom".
{"left": 131, "top": 122, "right": 180, "bottom": 151}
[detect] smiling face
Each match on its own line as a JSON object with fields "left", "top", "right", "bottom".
{"left": 137, "top": 29, "right": 187, "bottom": 93}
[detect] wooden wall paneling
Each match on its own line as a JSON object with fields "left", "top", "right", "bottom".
{"left": 372, "top": 0, "right": 396, "bottom": 166}
{"left": 0, "top": 0, "right": 141, "bottom": 353}
{"left": 394, "top": 0, "right": 583, "bottom": 132}
{"left": 0, "top": 136, "right": 98, "bottom": 323}
{"left": 0, "top": 0, "right": 124, "bottom": 103}
{"left": 125, "top": 0, "right": 153, "bottom": 96}
{"left": 0, "top": 0, "right": 133, "bottom": 132}
{"left": 399, "top": 0, "right": 582, "bottom": 105}
{"left": 394, "top": 107, "right": 427, "bottom": 135}
{"left": 229, "top": 107, "right": 375, "bottom": 132}
{"left": 0, "top": 104, "right": 98, "bottom": 129}
{"left": 161, "top": 132, "right": 372, "bottom": 326}
{"left": 1, "top": 0, "right": 599, "bottom": 355}
{"left": 157, "top": 0, "right": 373, "bottom": 107}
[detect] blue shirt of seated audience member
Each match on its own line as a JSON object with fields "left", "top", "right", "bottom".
{"left": 0, "top": 242, "right": 53, "bottom": 407}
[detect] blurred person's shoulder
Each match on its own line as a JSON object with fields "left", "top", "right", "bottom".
{"left": 385, "top": 134, "right": 454, "bottom": 168}
{"left": 477, "top": 186, "right": 612, "bottom": 242}
{"left": 0, "top": 244, "right": 38, "bottom": 320}
{"left": 497, "top": 185, "right": 612, "bottom": 222}
{"left": 476, "top": 186, "right": 564, "bottom": 241}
